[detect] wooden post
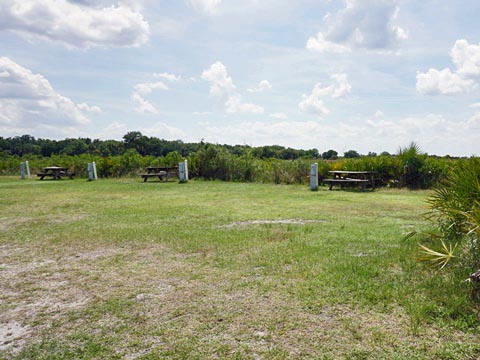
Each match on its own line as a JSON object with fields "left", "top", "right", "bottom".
{"left": 20, "top": 162, "right": 25, "bottom": 179}
{"left": 92, "top": 161, "right": 98, "bottom": 180}
{"left": 310, "top": 163, "right": 318, "bottom": 191}
{"left": 25, "top": 160, "right": 31, "bottom": 178}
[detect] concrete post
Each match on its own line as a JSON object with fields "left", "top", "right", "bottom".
{"left": 20, "top": 162, "right": 25, "bottom": 179}
{"left": 92, "top": 161, "right": 98, "bottom": 180}
{"left": 25, "top": 160, "right": 31, "bottom": 178}
{"left": 179, "top": 161, "right": 186, "bottom": 183}
{"left": 184, "top": 159, "right": 188, "bottom": 181}
{"left": 87, "top": 162, "right": 94, "bottom": 181}
{"left": 310, "top": 163, "right": 318, "bottom": 191}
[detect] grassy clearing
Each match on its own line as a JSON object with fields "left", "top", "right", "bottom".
{"left": 1, "top": 177, "right": 479, "bottom": 359}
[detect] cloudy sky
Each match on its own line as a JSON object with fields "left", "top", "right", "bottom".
{"left": 0, "top": 0, "right": 479, "bottom": 156}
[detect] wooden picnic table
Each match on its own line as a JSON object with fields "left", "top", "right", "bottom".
{"left": 141, "top": 166, "right": 179, "bottom": 182}
{"left": 37, "top": 166, "right": 74, "bottom": 180}
{"left": 323, "top": 170, "right": 377, "bottom": 190}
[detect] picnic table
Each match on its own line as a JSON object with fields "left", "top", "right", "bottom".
{"left": 37, "top": 166, "right": 74, "bottom": 180}
{"left": 141, "top": 166, "right": 179, "bottom": 182}
{"left": 323, "top": 170, "right": 376, "bottom": 190}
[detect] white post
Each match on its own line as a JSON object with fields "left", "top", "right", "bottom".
{"left": 184, "top": 159, "right": 188, "bottom": 181}
{"left": 20, "top": 162, "right": 25, "bottom": 179}
{"left": 25, "top": 160, "right": 31, "bottom": 178}
{"left": 92, "top": 161, "right": 98, "bottom": 180}
{"left": 310, "top": 163, "right": 318, "bottom": 191}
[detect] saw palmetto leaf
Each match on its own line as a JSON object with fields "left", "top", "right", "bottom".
{"left": 418, "top": 240, "right": 457, "bottom": 269}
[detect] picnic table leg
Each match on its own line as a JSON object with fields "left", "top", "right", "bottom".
{"left": 143, "top": 176, "right": 148, "bottom": 182}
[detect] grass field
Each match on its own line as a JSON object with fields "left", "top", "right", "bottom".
{"left": 1, "top": 178, "right": 479, "bottom": 359}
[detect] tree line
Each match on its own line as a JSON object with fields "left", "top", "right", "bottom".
{"left": 0, "top": 132, "right": 322, "bottom": 160}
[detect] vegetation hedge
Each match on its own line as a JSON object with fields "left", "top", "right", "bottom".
{"left": 0, "top": 143, "right": 462, "bottom": 189}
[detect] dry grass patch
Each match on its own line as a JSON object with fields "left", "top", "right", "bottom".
{"left": 2, "top": 239, "right": 479, "bottom": 358}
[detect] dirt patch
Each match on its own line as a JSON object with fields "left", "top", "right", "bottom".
{"left": 48, "top": 213, "right": 88, "bottom": 224}
{"left": 0, "top": 213, "right": 87, "bottom": 232}
{"left": 0, "top": 321, "right": 31, "bottom": 354}
{"left": 220, "top": 219, "right": 324, "bottom": 228}
{"left": 0, "top": 217, "right": 33, "bottom": 231}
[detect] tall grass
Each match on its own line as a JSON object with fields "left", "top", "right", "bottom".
{"left": 0, "top": 146, "right": 457, "bottom": 187}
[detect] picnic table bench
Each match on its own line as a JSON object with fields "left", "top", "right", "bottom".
{"left": 323, "top": 171, "right": 376, "bottom": 190}
{"left": 141, "top": 166, "right": 179, "bottom": 182}
{"left": 37, "top": 167, "right": 74, "bottom": 180}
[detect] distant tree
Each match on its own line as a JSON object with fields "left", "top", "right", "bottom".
{"left": 60, "top": 138, "right": 89, "bottom": 156}
{"left": 322, "top": 149, "right": 338, "bottom": 160}
{"left": 367, "top": 151, "right": 377, "bottom": 157}
{"left": 123, "top": 131, "right": 143, "bottom": 146}
{"left": 344, "top": 150, "right": 361, "bottom": 158}
{"left": 380, "top": 151, "right": 391, "bottom": 156}
{"left": 305, "top": 148, "right": 320, "bottom": 158}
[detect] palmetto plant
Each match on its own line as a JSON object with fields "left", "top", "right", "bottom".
{"left": 417, "top": 158, "right": 480, "bottom": 274}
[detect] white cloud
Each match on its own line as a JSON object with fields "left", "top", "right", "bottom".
{"left": 0, "top": 57, "right": 89, "bottom": 136}
{"left": 269, "top": 112, "right": 288, "bottom": 120}
{"left": 416, "top": 68, "right": 475, "bottom": 95}
{"left": 307, "top": 0, "right": 407, "bottom": 53}
{"left": 417, "top": 39, "right": 480, "bottom": 95}
{"left": 0, "top": 0, "right": 149, "bottom": 49}
{"left": 469, "top": 102, "right": 480, "bottom": 108}
{"left": 329, "top": 73, "right": 352, "bottom": 98}
{"left": 98, "top": 120, "right": 187, "bottom": 140}
{"left": 247, "top": 80, "right": 272, "bottom": 93}
{"left": 134, "top": 82, "right": 168, "bottom": 96}
{"left": 451, "top": 39, "right": 480, "bottom": 78}
{"left": 96, "top": 121, "right": 128, "bottom": 139}
{"left": 201, "top": 61, "right": 235, "bottom": 98}
{"left": 466, "top": 111, "right": 480, "bottom": 129}
{"left": 306, "top": 33, "right": 350, "bottom": 54}
{"left": 154, "top": 72, "right": 181, "bottom": 82}
{"left": 204, "top": 120, "right": 324, "bottom": 147}
{"left": 299, "top": 87, "right": 330, "bottom": 118}
{"left": 298, "top": 74, "right": 351, "bottom": 117}
{"left": 140, "top": 121, "right": 189, "bottom": 140}
{"left": 201, "top": 61, "right": 264, "bottom": 115}
{"left": 131, "top": 92, "right": 158, "bottom": 114}
{"left": 131, "top": 80, "right": 169, "bottom": 114}
{"left": 77, "top": 102, "right": 102, "bottom": 114}
{"left": 188, "top": 0, "right": 222, "bottom": 15}
{"left": 193, "top": 111, "right": 212, "bottom": 116}
{"left": 226, "top": 113, "right": 467, "bottom": 155}
{"left": 225, "top": 95, "right": 264, "bottom": 114}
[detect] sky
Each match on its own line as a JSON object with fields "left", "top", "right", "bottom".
{"left": 0, "top": 0, "right": 479, "bottom": 156}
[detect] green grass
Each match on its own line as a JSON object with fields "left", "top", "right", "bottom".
{"left": 1, "top": 177, "right": 479, "bottom": 359}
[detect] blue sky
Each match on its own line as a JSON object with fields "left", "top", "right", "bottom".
{"left": 0, "top": 0, "right": 479, "bottom": 156}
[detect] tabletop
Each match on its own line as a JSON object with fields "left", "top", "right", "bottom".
{"left": 43, "top": 166, "right": 68, "bottom": 171}
{"left": 328, "top": 170, "right": 376, "bottom": 174}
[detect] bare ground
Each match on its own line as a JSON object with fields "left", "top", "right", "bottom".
{"left": 1, "top": 241, "right": 479, "bottom": 358}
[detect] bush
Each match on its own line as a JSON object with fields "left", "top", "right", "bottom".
{"left": 426, "top": 157, "right": 480, "bottom": 269}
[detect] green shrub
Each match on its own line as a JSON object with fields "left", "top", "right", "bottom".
{"left": 426, "top": 157, "right": 480, "bottom": 269}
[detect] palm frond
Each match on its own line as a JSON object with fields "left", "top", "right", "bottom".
{"left": 417, "top": 240, "right": 457, "bottom": 269}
